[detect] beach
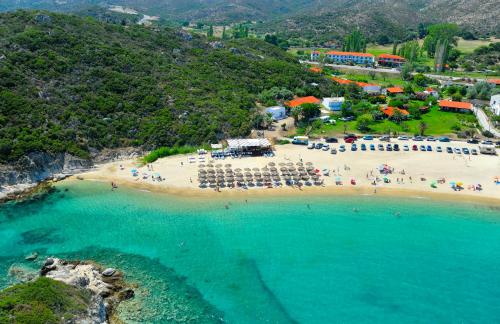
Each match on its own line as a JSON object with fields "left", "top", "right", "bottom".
{"left": 76, "top": 140, "right": 500, "bottom": 203}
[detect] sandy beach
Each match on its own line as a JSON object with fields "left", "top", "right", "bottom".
{"left": 76, "top": 140, "right": 500, "bottom": 204}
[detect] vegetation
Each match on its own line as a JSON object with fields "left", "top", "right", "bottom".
{"left": 143, "top": 146, "right": 200, "bottom": 163}
{"left": 0, "top": 277, "right": 91, "bottom": 323}
{"left": 342, "top": 30, "right": 366, "bottom": 52}
{"left": 0, "top": 10, "right": 338, "bottom": 163}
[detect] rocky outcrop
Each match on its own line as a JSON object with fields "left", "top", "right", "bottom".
{"left": 41, "top": 257, "right": 134, "bottom": 324}
{"left": 0, "top": 147, "right": 144, "bottom": 200}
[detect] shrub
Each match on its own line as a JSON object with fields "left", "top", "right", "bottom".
{"left": 143, "top": 146, "right": 198, "bottom": 163}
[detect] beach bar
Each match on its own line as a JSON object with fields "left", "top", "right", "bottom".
{"left": 227, "top": 138, "right": 272, "bottom": 156}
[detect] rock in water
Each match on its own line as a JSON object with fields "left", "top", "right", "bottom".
{"left": 25, "top": 252, "right": 38, "bottom": 261}
{"left": 102, "top": 268, "right": 116, "bottom": 277}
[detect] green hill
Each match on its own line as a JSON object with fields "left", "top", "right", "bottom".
{"left": 0, "top": 10, "right": 334, "bottom": 162}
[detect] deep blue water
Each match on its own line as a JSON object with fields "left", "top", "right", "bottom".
{"left": 1, "top": 181, "right": 500, "bottom": 323}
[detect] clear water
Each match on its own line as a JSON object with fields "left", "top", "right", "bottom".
{"left": 1, "top": 181, "right": 500, "bottom": 323}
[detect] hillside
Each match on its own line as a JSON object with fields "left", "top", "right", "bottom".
{"left": 0, "top": 10, "right": 333, "bottom": 163}
{"left": 1, "top": 0, "right": 499, "bottom": 39}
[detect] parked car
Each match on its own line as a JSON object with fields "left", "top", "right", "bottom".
{"left": 322, "top": 144, "right": 330, "bottom": 151}
{"left": 344, "top": 137, "right": 356, "bottom": 144}
{"left": 413, "top": 136, "right": 424, "bottom": 141}
{"left": 446, "top": 147, "right": 453, "bottom": 153}
{"left": 315, "top": 143, "right": 324, "bottom": 149}
{"left": 403, "top": 145, "right": 409, "bottom": 151}
{"left": 426, "top": 145, "right": 432, "bottom": 151}
{"left": 344, "top": 134, "right": 358, "bottom": 140}
{"left": 412, "top": 144, "right": 418, "bottom": 151}
{"left": 378, "top": 144, "right": 384, "bottom": 151}
{"left": 467, "top": 138, "right": 479, "bottom": 144}
{"left": 339, "top": 145, "right": 346, "bottom": 152}
{"left": 307, "top": 143, "right": 315, "bottom": 149}
{"left": 471, "top": 148, "right": 478, "bottom": 155}
{"left": 439, "top": 137, "right": 451, "bottom": 142}
{"left": 379, "top": 135, "right": 391, "bottom": 142}
{"left": 482, "top": 140, "right": 494, "bottom": 145}
{"left": 331, "top": 148, "right": 337, "bottom": 154}
{"left": 386, "top": 144, "right": 393, "bottom": 151}
{"left": 462, "top": 148, "right": 470, "bottom": 155}
{"left": 398, "top": 136, "right": 409, "bottom": 141}
{"left": 426, "top": 137, "right": 436, "bottom": 142}
{"left": 420, "top": 145, "right": 426, "bottom": 151}
{"left": 339, "top": 116, "right": 355, "bottom": 122}
{"left": 363, "top": 135, "right": 374, "bottom": 140}
{"left": 393, "top": 144, "right": 400, "bottom": 151}
{"left": 436, "top": 146, "right": 442, "bottom": 152}
{"left": 370, "top": 144, "right": 375, "bottom": 151}
{"left": 351, "top": 144, "right": 358, "bottom": 151}
{"left": 361, "top": 143, "right": 367, "bottom": 151}
{"left": 454, "top": 148, "right": 461, "bottom": 154}
{"left": 326, "top": 137, "right": 338, "bottom": 143}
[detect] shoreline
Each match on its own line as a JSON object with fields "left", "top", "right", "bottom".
{"left": 65, "top": 176, "right": 500, "bottom": 207}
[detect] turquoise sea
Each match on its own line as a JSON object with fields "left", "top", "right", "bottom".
{"left": 1, "top": 181, "right": 500, "bottom": 323}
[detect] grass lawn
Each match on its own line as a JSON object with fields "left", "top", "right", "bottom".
{"left": 456, "top": 37, "right": 500, "bottom": 54}
{"left": 300, "top": 106, "right": 478, "bottom": 137}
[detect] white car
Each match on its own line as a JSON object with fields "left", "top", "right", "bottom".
{"left": 307, "top": 143, "right": 315, "bottom": 149}
{"left": 322, "top": 144, "right": 330, "bottom": 151}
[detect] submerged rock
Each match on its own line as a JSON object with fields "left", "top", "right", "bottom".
{"left": 102, "top": 268, "right": 116, "bottom": 277}
{"left": 25, "top": 252, "right": 38, "bottom": 261}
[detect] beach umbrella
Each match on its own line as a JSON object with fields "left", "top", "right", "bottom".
{"left": 207, "top": 164, "right": 214, "bottom": 168}
{"left": 261, "top": 166, "right": 269, "bottom": 171}
{"left": 198, "top": 169, "right": 207, "bottom": 174}
{"left": 287, "top": 162, "right": 294, "bottom": 166}
{"left": 268, "top": 162, "right": 276, "bottom": 166}
{"left": 235, "top": 168, "right": 242, "bottom": 172}
{"left": 270, "top": 166, "right": 277, "bottom": 171}
{"left": 306, "top": 162, "right": 313, "bottom": 166}
{"left": 216, "top": 164, "right": 223, "bottom": 168}
{"left": 280, "top": 167, "right": 287, "bottom": 171}
{"left": 244, "top": 168, "right": 250, "bottom": 171}
{"left": 296, "top": 162, "right": 303, "bottom": 166}
{"left": 199, "top": 164, "right": 206, "bottom": 168}
{"left": 252, "top": 167, "right": 260, "bottom": 172}
{"left": 225, "top": 164, "right": 232, "bottom": 167}
{"left": 278, "top": 162, "right": 286, "bottom": 166}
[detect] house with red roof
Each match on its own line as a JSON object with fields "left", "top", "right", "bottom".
{"left": 285, "top": 96, "right": 321, "bottom": 108}
{"left": 424, "top": 87, "right": 439, "bottom": 98}
{"left": 326, "top": 51, "right": 375, "bottom": 65}
{"left": 438, "top": 100, "right": 473, "bottom": 113}
{"left": 331, "top": 77, "right": 381, "bottom": 94}
{"left": 487, "top": 79, "right": 500, "bottom": 87}
{"left": 309, "top": 67, "right": 322, "bottom": 73}
{"left": 380, "top": 106, "right": 409, "bottom": 119}
{"left": 383, "top": 87, "right": 405, "bottom": 95}
{"left": 377, "top": 54, "right": 405, "bottom": 67}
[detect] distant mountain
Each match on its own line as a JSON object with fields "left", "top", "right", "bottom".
{"left": 1, "top": 1, "right": 498, "bottom": 38}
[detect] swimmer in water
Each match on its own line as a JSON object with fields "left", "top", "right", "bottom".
{"left": 353, "top": 208, "right": 359, "bottom": 213}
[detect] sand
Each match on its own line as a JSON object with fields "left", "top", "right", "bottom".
{"left": 76, "top": 140, "right": 500, "bottom": 204}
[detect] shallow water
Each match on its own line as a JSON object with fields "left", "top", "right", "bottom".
{"left": 1, "top": 181, "right": 500, "bottom": 323}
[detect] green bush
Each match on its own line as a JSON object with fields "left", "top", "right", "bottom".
{"left": 0, "top": 277, "right": 91, "bottom": 323}
{"left": 143, "top": 146, "right": 199, "bottom": 163}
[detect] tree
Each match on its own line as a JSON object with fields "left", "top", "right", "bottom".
{"left": 263, "top": 112, "right": 274, "bottom": 129}
{"left": 291, "top": 106, "right": 302, "bottom": 126}
{"left": 222, "top": 26, "right": 227, "bottom": 40}
{"left": 356, "top": 114, "right": 373, "bottom": 131}
{"left": 207, "top": 25, "right": 214, "bottom": 38}
{"left": 418, "top": 23, "right": 427, "bottom": 39}
{"left": 419, "top": 121, "right": 428, "bottom": 136}
{"left": 423, "top": 23, "right": 459, "bottom": 58}
{"left": 343, "top": 30, "right": 366, "bottom": 52}
{"left": 392, "top": 41, "right": 398, "bottom": 55}
{"left": 391, "top": 109, "right": 405, "bottom": 124}
{"left": 377, "top": 34, "right": 390, "bottom": 45}
{"left": 300, "top": 103, "right": 321, "bottom": 121}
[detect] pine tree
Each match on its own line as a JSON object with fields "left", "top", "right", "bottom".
{"left": 207, "top": 25, "right": 214, "bottom": 38}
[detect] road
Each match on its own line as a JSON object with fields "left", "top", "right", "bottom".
{"left": 473, "top": 107, "right": 500, "bottom": 138}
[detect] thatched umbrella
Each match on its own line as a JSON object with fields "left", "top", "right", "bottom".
{"left": 280, "top": 167, "right": 287, "bottom": 172}
{"left": 244, "top": 168, "right": 251, "bottom": 171}
{"left": 198, "top": 169, "right": 207, "bottom": 174}
{"left": 252, "top": 167, "right": 259, "bottom": 172}
{"left": 268, "top": 162, "right": 276, "bottom": 166}
{"left": 199, "top": 164, "right": 206, "bottom": 168}
{"left": 261, "top": 166, "right": 269, "bottom": 172}
{"left": 291, "top": 171, "right": 299, "bottom": 176}
{"left": 215, "top": 164, "right": 222, "bottom": 168}
{"left": 207, "top": 163, "right": 214, "bottom": 168}
{"left": 278, "top": 162, "right": 286, "bottom": 166}
{"left": 216, "top": 169, "right": 224, "bottom": 174}
{"left": 270, "top": 166, "right": 277, "bottom": 171}
{"left": 288, "top": 167, "right": 296, "bottom": 172}
{"left": 225, "top": 164, "right": 232, "bottom": 168}
{"left": 235, "top": 168, "right": 242, "bottom": 172}
{"left": 287, "top": 162, "right": 294, "bottom": 166}
{"left": 296, "top": 162, "right": 303, "bottom": 166}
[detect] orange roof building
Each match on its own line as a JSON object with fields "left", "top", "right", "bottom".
{"left": 487, "top": 79, "right": 500, "bottom": 86}
{"left": 378, "top": 54, "right": 405, "bottom": 67}
{"left": 309, "top": 67, "right": 322, "bottom": 73}
{"left": 385, "top": 87, "right": 404, "bottom": 94}
{"left": 286, "top": 96, "right": 321, "bottom": 108}
{"left": 438, "top": 100, "right": 473, "bottom": 111}
{"left": 380, "top": 106, "right": 409, "bottom": 117}
{"left": 331, "top": 77, "right": 352, "bottom": 85}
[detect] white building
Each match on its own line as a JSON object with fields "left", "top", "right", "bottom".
{"left": 322, "top": 97, "right": 345, "bottom": 111}
{"left": 490, "top": 94, "right": 500, "bottom": 116}
{"left": 310, "top": 51, "right": 320, "bottom": 61}
{"left": 265, "top": 106, "right": 286, "bottom": 120}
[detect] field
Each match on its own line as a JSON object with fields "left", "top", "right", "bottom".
{"left": 298, "top": 106, "right": 478, "bottom": 138}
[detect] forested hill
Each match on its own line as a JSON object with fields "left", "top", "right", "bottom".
{"left": 0, "top": 11, "right": 332, "bottom": 163}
